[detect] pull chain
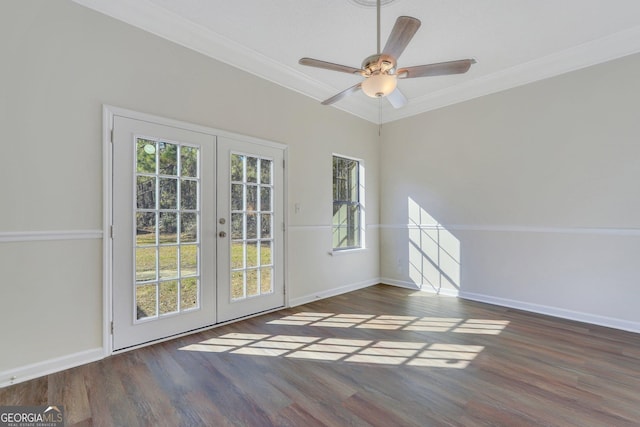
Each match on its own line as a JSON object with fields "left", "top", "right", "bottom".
{"left": 378, "top": 98, "right": 382, "bottom": 135}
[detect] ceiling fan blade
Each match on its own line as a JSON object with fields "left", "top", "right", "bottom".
{"left": 321, "top": 83, "right": 362, "bottom": 105}
{"left": 382, "top": 16, "right": 421, "bottom": 60}
{"left": 299, "top": 58, "right": 363, "bottom": 75}
{"left": 397, "top": 59, "right": 476, "bottom": 79}
{"left": 386, "top": 88, "right": 407, "bottom": 109}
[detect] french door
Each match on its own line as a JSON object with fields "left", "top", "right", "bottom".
{"left": 112, "top": 116, "right": 284, "bottom": 351}
{"left": 216, "top": 137, "right": 285, "bottom": 323}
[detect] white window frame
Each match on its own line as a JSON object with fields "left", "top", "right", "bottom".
{"left": 332, "top": 154, "right": 365, "bottom": 252}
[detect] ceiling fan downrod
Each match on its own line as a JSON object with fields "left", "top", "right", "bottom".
{"left": 361, "top": 0, "right": 397, "bottom": 98}
{"left": 376, "top": 0, "right": 381, "bottom": 54}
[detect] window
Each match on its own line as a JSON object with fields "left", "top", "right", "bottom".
{"left": 134, "top": 138, "right": 201, "bottom": 320}
{"left": 230, "top": 153, "right": 274, "bottom": 300}
{"left": 333, "top": 155, "right": 363, "bottom": 250}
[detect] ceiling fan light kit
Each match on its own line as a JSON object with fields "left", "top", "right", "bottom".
{"left": 299, "top": 0, "right": 475, "bottom": 109}
{"left": 361, "top": 73, "right": 397, "bottom": 98}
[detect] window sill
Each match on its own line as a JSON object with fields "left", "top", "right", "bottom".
{"left": 330, "top": 247, "right": 367, "bottom": 256}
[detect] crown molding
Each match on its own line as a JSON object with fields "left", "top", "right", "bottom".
{"left": 73, "top": 0, "right": 380, "bottom": 122}
{"left": 73, "top": 0, "right": 640, "bottom": 125}
{"left": 380, "top": 24, "right": 640, "bottom": 123}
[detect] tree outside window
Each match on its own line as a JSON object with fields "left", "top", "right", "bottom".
{"left": 333, "top": 155, "right": 363, "bottom": 250}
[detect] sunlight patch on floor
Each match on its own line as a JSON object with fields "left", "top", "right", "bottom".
{"left": 267, "top": 312, "right": 509, "bottom": 335}
{"left": 179, "top": 333, "right": 485, "bottom": 368}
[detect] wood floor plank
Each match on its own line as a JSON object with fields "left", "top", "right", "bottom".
{"left": 48, "top": 367, "right": 92, "bottom": 425}
{"left": 1, "top": 284, "right": 639, "bottom": 426}
{"left": 271, "top": 402, "right": 328, "bottom": 427}
{"left": 0, "top": 376, "right": 47, "bottom": 405}
{"left": 83, "top": 356, "right": 142, "bottom": 427}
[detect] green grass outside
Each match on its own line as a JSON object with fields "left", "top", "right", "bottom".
{"left": 135, "top": 234, "right": 272, "bottom": 318}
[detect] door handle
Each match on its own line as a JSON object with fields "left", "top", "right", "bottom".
{"left": 219, "top": 231, "right": 227, "bottom": 238}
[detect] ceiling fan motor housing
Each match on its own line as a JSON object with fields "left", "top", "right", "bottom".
{"left": 362, "top": 54, "right": 397, "bottom": 76}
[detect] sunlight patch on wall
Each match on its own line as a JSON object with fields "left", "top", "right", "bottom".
{"left": 179, "top": 333, "right": 485, "bottom": 368}
{"left": 267, "top": 312, "right": 509, "bottom": 335}
{"left": 408, "top": 197, "right": 460, "bottom": 293}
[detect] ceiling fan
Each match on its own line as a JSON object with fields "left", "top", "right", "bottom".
{"left": 299, "top": 0, "right": 476, "bottom": 108}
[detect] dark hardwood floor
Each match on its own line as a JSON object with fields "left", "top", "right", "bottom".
{"left": 2, "top": 284, "right": 640, "bottom": 426}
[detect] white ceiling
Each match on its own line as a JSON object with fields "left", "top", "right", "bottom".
{"left": 73, "top": 0, "right": 640, "bottom": 123}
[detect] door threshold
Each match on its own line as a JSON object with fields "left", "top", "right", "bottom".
{"left": 112, "top": 305, "right": 286, "bottom": 355}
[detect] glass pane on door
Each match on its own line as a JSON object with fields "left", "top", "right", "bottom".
{"left": 134, "top": 138, "right": 201, "bottom": 321}
{"left": 230, "top": 153, "right": 274, "bottom": 301}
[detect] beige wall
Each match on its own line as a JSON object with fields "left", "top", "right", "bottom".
{"left": 0, "top": 0, "right": 380, "bottom": 376}
{"left": 380, "top": 52, "right": 640, "bottom": 330}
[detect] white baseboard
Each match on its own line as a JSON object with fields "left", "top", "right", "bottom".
{"left": 288, "top": 278, "right": 379, "bottom": 307}
{"left": 459, "top": 291, "right": 640, "bottom": 334}
{"left": 380, "top": 277, "right": 460, "bottom": 297}
{"left": 379, "top": 277, "right": 420, "bottom": 290}
{"left": 0, "top": 348, "right": 105, "bottom": 388}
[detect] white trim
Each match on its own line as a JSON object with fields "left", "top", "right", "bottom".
{"left": 283, "top": 147, "right": 290, "bottom": 308}
{"left": 450, "top": 224, "right": 640, "bottom": 236}
{"left": 379, "top": 223, "right": 640, "bottom": 237}
{"left": 288, "top": 225, "right": 332, "bottom": 231}
{"left": 71, "top": 0, "right": 378, "bottom": 124}
{"left": 104, "top": 105, "right": 287, "bottom": 151}
{"left": 330, "top": 247, "right": 369, "bottom": 256}
{"left": 382, "top": 25, "right": 640, "bottom": 123}
{"left": 72, "top": 0, "right": 640, "bottom": 124}
{"left": 0, "top": 230, "right": 103, "bottom": 243}
{"left": 103, "top": 105, "right": 114, "bottom": 355}
{"left": 0, "top": 348, "right": 104, "bottom": 389}
{"left": 103, "top": 105, "right": 289, "bottom": 355}
{"left": 381, "top": 277, "right": 460, "bottom": 297}
{"left": 288, "top": 278, "right": 378, "bottom": 307}
{"left": 331, "top": 152, "right": 364, "bottom": 163}
{"left": 288, "top": 224, "right": 379, "bottom": 231}
{"left": 380, "top": 223, "right": 442, "bottom": 230}
{"left": 331, "top": 153, "right": 366, "bottom": 251}
{"left": 459, "top": 291, "right": 640, "bottom": 334}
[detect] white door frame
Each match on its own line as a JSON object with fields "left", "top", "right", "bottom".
{"left": 103, "top": 105, "right": 289, "bottom": 355}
